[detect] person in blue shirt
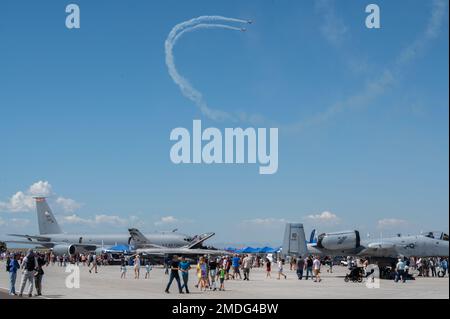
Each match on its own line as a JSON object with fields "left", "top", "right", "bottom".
{"left": 179, "top": 256, "right": 191, "bottom": 294}
{"left": 395, "top": 258, "right": 407, "bottom": 283}
{"left": 8, "top": 253, "right": 20, "bottom": 295}
{"left": 232, "top": 255, "right": 241, "bottom": 280}
{"left": 440, "top": 258, "right": 448, "bottom": 276}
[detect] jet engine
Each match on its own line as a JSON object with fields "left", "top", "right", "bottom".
{"left": 52, "top": 244, "right": 76, "bottom": 256}
{"left": 52, "top": 244, "right": 97, "bottom": 256}
{"left": 317, "top": 231, "right": 361, "bottom": 251}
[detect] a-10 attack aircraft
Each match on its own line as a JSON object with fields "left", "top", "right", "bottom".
{"left": 129, "top": 228, "right": 227, "bottom": 256}
{"left": 5, "top": 197, "right": 215, "bottom": 255}
{"left": 282, "top": 224, "right": 449, "bottom": 265}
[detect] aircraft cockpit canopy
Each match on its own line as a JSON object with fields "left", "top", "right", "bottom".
{"left": 424, "top": 231, "right": 449, "bottom": 241}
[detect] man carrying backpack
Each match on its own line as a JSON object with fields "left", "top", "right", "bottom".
{"left": 19, "top": 249, "right": 38, "bottom": 297}
{"left": 34, "top": 254, "right": 45, "bottom": 296}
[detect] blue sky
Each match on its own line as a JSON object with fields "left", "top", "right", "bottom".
{"left": 0, "top": 0, "right": 448, "bottom": 246}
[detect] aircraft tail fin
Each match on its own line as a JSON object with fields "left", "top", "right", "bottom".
{"left": 35, "top": 197, "right": 62, "bottom": 235}
{"left": 187, "top": 232, "right": 215, "bottom": 249}
{"left": 282, "top": 223, "right": 308, "bottom": 258}
{"left": 309, "top": 229, "right": 316, "bottom": 243}
{"left": 128, "top": 228, "right": 151, "bottom": 247}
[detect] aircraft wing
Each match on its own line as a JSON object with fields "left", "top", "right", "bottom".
{"left": 366, "top": 242, "right": 396, "bottom": 249}
{"left": 7, "top": 234, "right": 51, "bottom": 242}
{"left": 137, "top": 247, "right": 227, "bottom": 256}
{"left": 187, "top": 232, "right": 215, "bottom": 249}
{"left": 4, "top": 240, "right": 54, "bottom": 248}
{"left": 357, "top": 241, "right": 398, "bottom": 256}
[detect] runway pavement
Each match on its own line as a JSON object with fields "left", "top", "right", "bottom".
{"left": 0, "top": 261, "right": 448, "bottom": 299}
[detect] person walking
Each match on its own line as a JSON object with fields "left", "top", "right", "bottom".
{"left": 8, "top": 253, "right": 20, "bottom": 296}
{"left": 277, "top": 258, "right": 287, "bottom": 280}
{"left": 145, "top": 263, "right": 152, "bottom": 279}
{"left": 305, "top": 256, "right": 313, "bottom": 280}
{"left": 133, "top": 255, "right": 141, "bottom": 279}
{"left": 34, "top": 254, "right": 45, "bottom": 296}
{"left": 120, "top": 260, "right": 127, "bottom": 279}
{"left": 19, "top": 249, "right": 37, "bottom": 297}
{"left": 218, "top": 265, "right": 226, "bottom": 291}
{"left": 313, "top": 256, "right": 322, "bottom": 282}
{"left": 296, "top": 256, "right": 305, "bottom": 280}
{"left": 232, "top": 255, "right": 241, "bottom": 280}
{"left": 199, "top": 257, "right": 209, "bottom": 291}
{"left": 179, "top": 256, "right": 191, "bottom": 293}
{"left": 209, "top": 257, "right": 218, "bottom": 290}
{"left": 395, "top": 258, "right": 406, "bottom": 283}
{"left": 165, "top": 255, "right": 183, "bottom": 294}
{"left": 265, "top": 258, "right": 272, "bottom": 278}
{"left": 430, "top": 258, "right": 437, "bottom": 277}
{"left": 242, "top": 255, "right": 251, "bottom": 281}
{"left": 440, "top": 258, "right": 448, "bottom": 277}
{"left": 89, "top": 254, "right": 98, "bottom": 273}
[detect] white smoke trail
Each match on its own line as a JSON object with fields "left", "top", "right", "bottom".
{"left": 165, "top": 16, "right": 249, "bottom": 122}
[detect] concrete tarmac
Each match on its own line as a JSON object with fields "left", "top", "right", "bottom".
{"left": 0, "top": 261, "right": 448, "bottom": 299}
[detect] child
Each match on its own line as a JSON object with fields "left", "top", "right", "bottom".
{"left": 120, "top": 261, "right": 127, "bottom": 279}
{"left": 145, "top": 263, "right": 152, "bottom": 279}
{"left": 218, "top": 266, "right": 226, "bottom": 291}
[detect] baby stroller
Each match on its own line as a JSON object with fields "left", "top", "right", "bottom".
{"left": 344, "top": 266, "right": 364, "bottom": 283}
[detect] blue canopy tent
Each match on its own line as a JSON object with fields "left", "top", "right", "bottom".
{"left": 259, "top": 246, "right": 276, "bottom": 253}
{"left": 104, "top": 244, "right": 133, "bottom": 254}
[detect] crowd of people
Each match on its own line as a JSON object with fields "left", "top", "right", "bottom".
{"left": 3, "top": 249, "right": 45, "bottom": 297}
{"left": 1, "top": 250, "right": 448, "bottom": 297}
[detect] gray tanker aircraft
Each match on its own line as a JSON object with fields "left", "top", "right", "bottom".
{"left": 282, "top": 224, "right": 449, "bottom": 264}
{"left": 5, "top": 197, "right": 214, "bottom": 255}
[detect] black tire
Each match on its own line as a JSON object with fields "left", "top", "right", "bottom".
{"left": 344, "top": 276, "right": 349, "bottom": 282}
{"left": 358, "top": 276, "right": 363, "bottom": 283}
{"left": 438, "top": 271, "right": 445, "bottom": 278}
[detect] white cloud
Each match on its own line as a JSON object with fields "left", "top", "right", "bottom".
{"left": 0, "top": 191, "right": 35, "bottom": 212}
{"left": 28, "top": 181, "right": 52, "bottom": 197}
{"left": 377, "top": 218, "right": 408, "bottom": 229}
{"left": 306, "top": 211, "right": 340, "bottom": 223}
{"left": 0, "top": 181, "right": 80, "bottom": 213}
{"left": 154, "top": 216, "right": 179, "bottom": 226}
{"left": 55, "top": 197, "right": 81, "bottom": 213}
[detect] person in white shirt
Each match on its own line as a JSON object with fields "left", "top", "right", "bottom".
{"left": 242, "top": 255, "right": 251, "bottom": 281}
{"left": 134, "top": 255, "right": 141, "bottom": 279}
{"left": 312, "top": 256, "right": 322, "bottom": 282}
{"left": 19, "top": 249, "right": 38, "bottom": 297}
{"left": 277, "top": 259, "right": 287, "bottom": 280}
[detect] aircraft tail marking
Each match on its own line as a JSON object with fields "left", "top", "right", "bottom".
{"left": 35, "top": 197, "right": 62, "bottom": 235}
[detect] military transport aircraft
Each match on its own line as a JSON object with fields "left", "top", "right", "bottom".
{"left": 5, "top": 197, "right": 215, "bottom": 255}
